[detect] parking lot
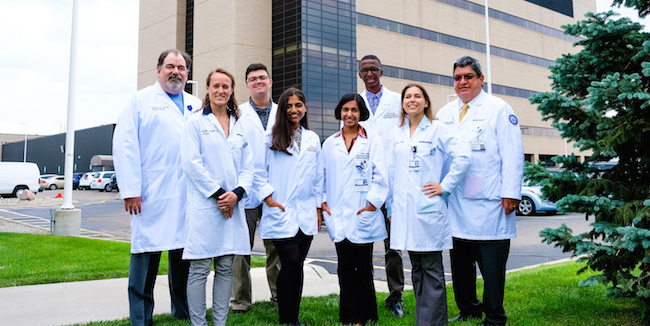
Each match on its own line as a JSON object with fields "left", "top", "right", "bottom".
{"left": 0, "top": 188, "right": 593, "bottom": 284}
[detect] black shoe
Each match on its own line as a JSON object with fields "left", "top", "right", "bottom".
{"left": 388, "top": 301, "right": 405, "bottom": 318}
{"left": 479, "top": 320, "right": 504, "bottom": 326}
{"left": 448, "top": 312, "right": 482, "bottom": 322}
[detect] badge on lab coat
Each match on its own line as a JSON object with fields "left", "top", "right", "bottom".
{"left": 355, "top": 159, "right": 369, "bottom": 192}
{"left": 470, "top": 140, "right": 485, "bottom": 151}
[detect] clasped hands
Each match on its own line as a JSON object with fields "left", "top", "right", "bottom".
{"left": 217, "top": 192, "right": 238, "bottom": 219}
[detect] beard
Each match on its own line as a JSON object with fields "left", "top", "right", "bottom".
{"left": 166, "top": 74, "right": 183, "bottom": 92}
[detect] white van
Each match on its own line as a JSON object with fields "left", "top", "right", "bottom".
{"left": 0, "top": 162, "right": 40, "bottom": 197}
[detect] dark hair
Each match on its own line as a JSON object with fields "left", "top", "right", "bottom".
{"left": 271, "top": 87, "right": 309, "bottom": 155}
{"left": 399, "top": 84, "right": 433, "bottom": 127}
{"left": 359, "top": 54, "right": 381, "bottom": 68}
{"left": 334, "top": 93, "right": 369, "bottom": 122}
{"left": 245, "top": 63, "right": 270, "bottom": 81}
{"left": 203, "top": 68, "right": 239, "bottom": 120}
{"left": 157, "top": 49, "right": 192, "bottom": 72}
{"left": 453, "top": 56, "right": 482, "bottom": 76}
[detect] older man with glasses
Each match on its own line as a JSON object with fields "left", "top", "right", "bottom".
{"left": 437, "top": 56, "right": 524, "bottom": 326}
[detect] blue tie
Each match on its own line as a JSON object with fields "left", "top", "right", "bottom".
{"left": 369, "top": 94, "right": 379, "bottom": 114}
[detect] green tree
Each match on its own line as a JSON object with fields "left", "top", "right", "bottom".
{"left": 529, "top": 8, "right": 650, "bottom": 322}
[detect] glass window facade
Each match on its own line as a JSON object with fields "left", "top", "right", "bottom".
{"left": 381, "top": 64, "right": 538, "bottom": 99}
{"left": 273, "top": 0, "right": 357, "bottom": 140}
{"left": 436, "top": 0, "right": 579, "bottom": 41}
{"left": 358, "top": 13, "right": 555, "bottom": 68}
{"left": 185, "top": 0, "right": 194, "bottom": 93}
{"left": 524, "top": 0, "right": 573, "bottom": 17}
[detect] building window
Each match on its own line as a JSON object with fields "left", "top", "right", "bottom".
{"left": 274, "top": 0, "right": 356, "bottom": 140}
{"left": 357, "top": 13, "right": 556, "bottom": 68}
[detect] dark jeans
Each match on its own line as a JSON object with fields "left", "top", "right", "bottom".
{"left": 273, "top": 230, "right": 313, "bottom": 325}
{"left": 335, "top": 239, "right": 378, "bottom": 325}
{"left": 128, "top": 248, "right": 190, "bottom": 326}
{"left": 450, "top": 238, "right": 510, "bottom": 325}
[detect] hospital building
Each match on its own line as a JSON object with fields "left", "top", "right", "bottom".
{"left": 138, "top": 0, "right": 596, "bottom": 165}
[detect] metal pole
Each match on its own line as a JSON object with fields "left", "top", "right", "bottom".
{"left": 485, "top": 0, "right": 492, "bottom": 94}
{"left": 187, "top": 80, "right": 198, "bottom": 96}
{"left": 61, "top": 0, "right": 79, "bottom": 210}
{"left": 23, "top": 123, "right": 27, "bottom": 162}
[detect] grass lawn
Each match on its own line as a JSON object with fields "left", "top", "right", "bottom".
{"left": 68, "top": 260, "right": 645, "bottom": 326}
{"left": 1, "top": 233, "right": 644, "bottom": 325}
{"left": 0, "top": 233, "right": 264, "bottom": 287}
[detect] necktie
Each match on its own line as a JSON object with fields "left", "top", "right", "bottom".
{"left": 369, "top": 94, "right": 379, "bottom": 114}
{"left": 459, "top": 104, "right": 469, "bottom": 122}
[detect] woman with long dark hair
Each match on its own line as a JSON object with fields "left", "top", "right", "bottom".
{"left": 320, "top": 93, "right": 389, "bottom": 325}
{"left": 255, "top": 87, "right": 323, "bottom": 326}
{"left": 181, "top": 68, "right": 253, "bottom": 326}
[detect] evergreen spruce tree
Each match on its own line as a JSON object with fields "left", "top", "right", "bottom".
{"left": 529, "top": 3, "right": 650, "bottom": 321}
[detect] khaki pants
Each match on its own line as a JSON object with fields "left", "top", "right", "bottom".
{"left": 230, "top": 205, "right": 281, "bottom": 310}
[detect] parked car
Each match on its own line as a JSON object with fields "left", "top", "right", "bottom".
{"left": 90, "top": 171, "right": 115, "bottom": 191}
{"left": 72, "top": 173, "right": 83, "bottom": 190}
{"left": 79, "top": 172, "right": 98, "bottom": 190}
{"left": 40, "top": 175, "right": 65, "bottom": 190}
{"left": 105, "top": 175, "right": 118, "bottom": 192}
{"left": 517, "top": 184, "right": 557, "bottom": 216}
{"left": 0, "top": 162, "right": 41, "bottom": 197}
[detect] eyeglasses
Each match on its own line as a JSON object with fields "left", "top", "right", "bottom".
{"left": 247, "top": 75, "right": 269, "bottom": 83}
{"left": 453, "top": 74, "right": 477, "bottom": 82}
{"left": 359, "top": 67, "right": 382, "bottom": 75}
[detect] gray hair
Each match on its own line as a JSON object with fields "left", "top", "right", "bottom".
{"left": 453, "top": 56, "right": 482, "bottom": 76}
{"left": 156, "top": 49, "right": 192, "bottom": 72}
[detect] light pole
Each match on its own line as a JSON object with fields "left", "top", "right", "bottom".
{"left": 187, "top": 80, "right": 198, "bottom": 96}
{"left": 484, "top": 0, "right": 492, "bottom": 94}
{"left": 22, "top": 123, "right": 27, "bottom": 162}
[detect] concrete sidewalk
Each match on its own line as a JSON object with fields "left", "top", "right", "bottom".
{"left": 0, "top": 261, "right": 396, "bottom": 326}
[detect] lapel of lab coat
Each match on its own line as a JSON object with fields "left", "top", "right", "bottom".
{"left": 284, "top": 127, "right": 306, "bottom": 200}
{"left": 154, "top": 82, "right": 185, "bottom": 119}
{"left": 347, "top": 133, "right": 368, "bottom": 166}
{"left": 458, "top": 90, "right": 488, "bottom": 126}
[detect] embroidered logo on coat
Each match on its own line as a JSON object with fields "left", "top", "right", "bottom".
{"left": 509, "top": 114, "right": 518, "bottom": 125}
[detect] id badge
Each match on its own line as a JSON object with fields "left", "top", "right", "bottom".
{"left": 409, "top": 160, "right": 420, "bottom": 172}
{"left": 355, "top": 178, "right": 369, "bottom": 192}
{"left": 470, "top": 140, "right": 486, "bottom": 151}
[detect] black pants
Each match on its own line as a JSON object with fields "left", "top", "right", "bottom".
{"left": 450, "top": 237, "right": 510, "bottom": 325}
{"left": 273, "top": 231, "right": 313, "bottom": 325}
{"left": 382, "top": 205, "right": 404, "bottom": 305}
{"left": 128, "top": 248, "right": 190, "bottom": 326}
{"left": 335, "top": 239, "right": 378, "bottom": 325}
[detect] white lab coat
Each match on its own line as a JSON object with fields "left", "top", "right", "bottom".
{"left": 436, "top": 90, "right": 524, "bottom": 240}
{"left": 180, "top": 109, "right": 254, "bottom": 259}
{"left": 238, "top": 101, "right": 278, "bottom": 209}
{"left": 113, "top": 82, "right": 202, "bottom": 254}
{"left": 256, "top": 127, "right": 323, "bottom": 239}
{"left": 388, "top": 118, "right": 470, "bottom": 252}
{"left": 359, "top": 86, "right": 402, "bottom": 138}
{"left": 321, "top": 128, "right": 388, "bottom": 244}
